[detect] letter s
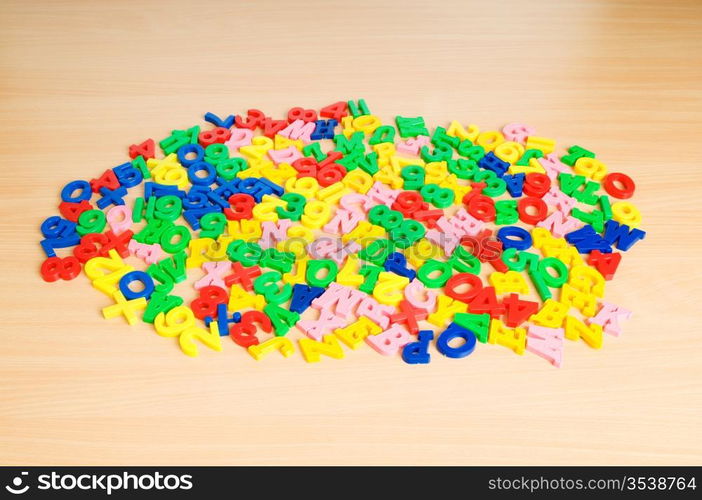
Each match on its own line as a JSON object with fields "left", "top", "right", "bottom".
{"left": 482, "top": 238, "right": 502, "bottom": 260}
{"left": 38, "top": 475, "right": 50, "bottom": 490}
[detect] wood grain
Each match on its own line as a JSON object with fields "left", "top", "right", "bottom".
{"left": 1, "top": 0, "right": 701, "bottom": 465}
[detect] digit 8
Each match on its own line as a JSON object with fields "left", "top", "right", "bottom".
{"left": 391, "top": 219, "right": 426, "bottom": 249}
{"left": 224, "top": 193, "right": 256, "bottom": 220}
{"left": 457, "top": 142, "right": 485, "bottom": 161}
{"left": 287, "top": 107, "right": 318, "bottom": 123}
{"left": 230, "top": 310, "right": 273, "bottom": 347}
{"left": 198, "top": 127, "right": 232, "bottom": 147}
{"left": 368, "top": 205, "right": 390, "bottom": 226}
{"left": 190, "top": 286, "right": 228, "bottom": 320}
{"left": 420, "top": 183, "right": 455, "bottom": 208}
{"left": 40, "top": 256, "right": 81, "bottom": 282}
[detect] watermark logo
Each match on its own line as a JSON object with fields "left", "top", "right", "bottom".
{"left": 5, "top": 472, "right": 29, "bottom": 495}
{"left": 3, "top": 471, "right": 194, "bottom": 496}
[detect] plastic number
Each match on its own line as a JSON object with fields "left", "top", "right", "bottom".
{"left": 40, "top": 256, "right": 81, "bottom": 282}
{"left": 230, "top": 310, "right": 272, "bottom": 347}
{"left": 199, "top": 212, "right": 226, "bottom": 239}
{"left": 76, "top": 209, "right": 107, "bottom": 236}
{"left": 191, "top": 286, "right": 228, "bottom": 320}
{"left": 420, "top": 183, "right": 454, "bottom": 208}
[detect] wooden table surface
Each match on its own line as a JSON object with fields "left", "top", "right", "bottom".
{"left": 1, "top": 0, "right": 701, "bottom": 465}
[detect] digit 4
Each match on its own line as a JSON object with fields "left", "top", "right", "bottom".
{"left": 468, "top": 286, "right": 505, "bottom": 318}
{"left": 502, "top": 293, "right": 539, "bottom": 327}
